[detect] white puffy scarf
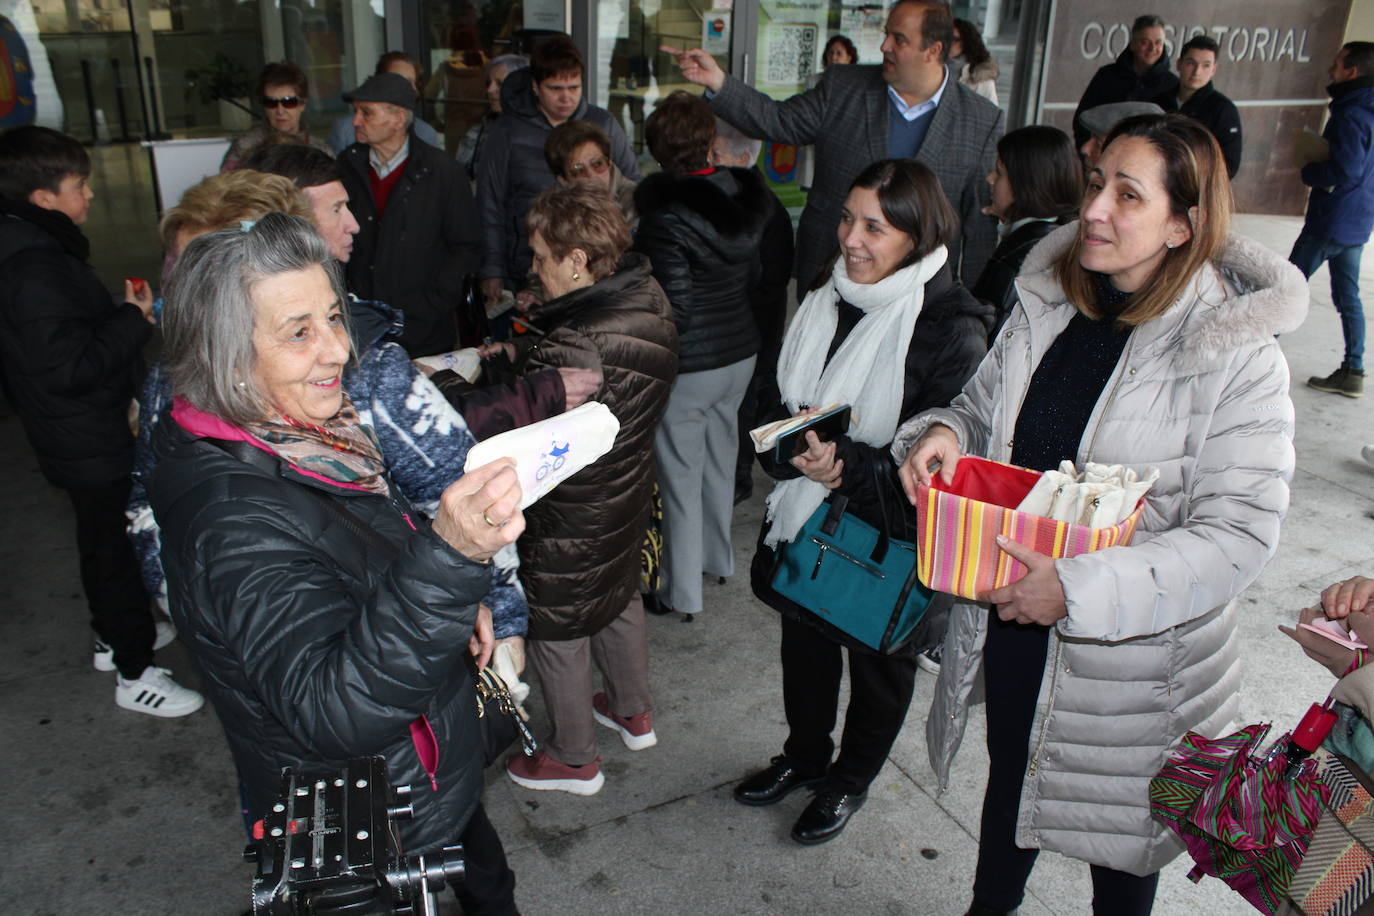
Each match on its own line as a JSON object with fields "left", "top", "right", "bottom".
{"left": 764, "top": 245, "right": 948, "bottom": 546}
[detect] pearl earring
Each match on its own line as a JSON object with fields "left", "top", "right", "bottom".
{"left": 572, "top": 271, "right": 580, "bottom": 281}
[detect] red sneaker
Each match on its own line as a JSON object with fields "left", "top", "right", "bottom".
{"left": 505, "top": 749, "right": 604, "bottom": 796}
{"left": 592, "top": 692, "right": 657, "bottom": 751}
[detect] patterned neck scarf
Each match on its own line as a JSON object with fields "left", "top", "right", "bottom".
{"left": 245, "top": 394, "right": 390, "bottom": 496}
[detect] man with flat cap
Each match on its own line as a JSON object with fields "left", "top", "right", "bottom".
{"left": 338, "top": 72, "right": 481, "bottom": 357}
{"left": 1076, "top": 100, "right": 1164, "bottom": 169}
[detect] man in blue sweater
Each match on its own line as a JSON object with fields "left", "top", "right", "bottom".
{"left": 1293, "top": 41, "right": 1374, "bottom": 398}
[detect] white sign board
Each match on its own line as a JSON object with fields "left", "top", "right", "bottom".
{"left": 143, "top": 138, "right": 232, "bottom": 213}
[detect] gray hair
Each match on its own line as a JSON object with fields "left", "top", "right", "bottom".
{"left": 713, "top": 118, "right": 762, "bottom": 165}
{"left": 1131, "top": 14, "right": 1165, "bottom": 35}
{"left": 162, "top": 212, "right": 349, "bottom": 426}
{"left": 487, "top": 54, "right": 528, "bottom": 79}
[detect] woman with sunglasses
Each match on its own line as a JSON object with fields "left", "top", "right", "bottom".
{"left": 221, "top": 61, "right": 333, "bottom": 172}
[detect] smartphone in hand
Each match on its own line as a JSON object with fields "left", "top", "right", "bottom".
{"left": 773, "top": 405, "right": 852, "bottom": 464}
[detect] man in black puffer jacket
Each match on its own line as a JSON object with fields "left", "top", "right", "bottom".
{"left": 477, "top": 36, "right": 639, "bottom": 308}
{"left": 632, "top": 92, "right": 791, "bottom": 620}
{"left": 1072, "top": 15, "right": 1178, "bottom": 147}
{"left": 0, "top": 126, "right": 202, "bottom": 716}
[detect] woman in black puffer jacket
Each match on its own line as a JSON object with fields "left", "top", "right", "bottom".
{"left": 148, "top": 214, "right": 523, "bottom": 912}
{"left": 632, "top": 90, "right": 788, "bottom": 620}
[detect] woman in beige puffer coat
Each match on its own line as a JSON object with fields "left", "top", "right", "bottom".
{"left": 895, "top": 115, "right": 1308, "bottom": 914}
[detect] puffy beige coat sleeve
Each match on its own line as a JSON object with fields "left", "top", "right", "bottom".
{"left": 890, "top": 314, "right": 1006, "bottom": 463}
{"left": 1055, "top": 339, "right": 1294, "bottom": 642}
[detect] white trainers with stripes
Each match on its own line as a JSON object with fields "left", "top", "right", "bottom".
{"left": 94, "top": 619, "right": 177, "bottom": 672}
{"left": 115, "top": 666, "right": 204, "bottom": 718}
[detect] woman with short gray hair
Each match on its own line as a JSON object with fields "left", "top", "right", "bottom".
{"left": 147, "top": 212, "right": 524, "bottom": 911}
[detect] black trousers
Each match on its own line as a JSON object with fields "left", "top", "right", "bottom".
{"left": 64, "top": 478, "right": 155, "bottom": 679}
{"left": 452, "top": 803, "right": 518, "bottom": 915}
{"left": 972, "top": 615, "right": 1159, "bottom": 915}
{"left": 779, "top": 614, "right": 918, "bottom": 794}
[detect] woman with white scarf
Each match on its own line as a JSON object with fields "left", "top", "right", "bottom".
{"left": 737, "top": 159, "right": 992, "bottom": 845}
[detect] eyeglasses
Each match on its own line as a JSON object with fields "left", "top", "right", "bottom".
{"left": 567, "top": 156, "right": 609, "bottom": 178}
{"left": 262, "top": 95, "right": 302, "bottom": 110}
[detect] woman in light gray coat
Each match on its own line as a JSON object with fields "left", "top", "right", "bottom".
{"left": 895, "top": 115, "right": 1308, "bottom": 915}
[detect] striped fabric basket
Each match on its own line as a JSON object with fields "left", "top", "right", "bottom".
{"left": 914, "top": 456, "right": 1145, "bottom": 600}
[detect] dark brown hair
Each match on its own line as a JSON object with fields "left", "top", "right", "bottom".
{"left": 0, "top": 125, "right": 90, "bottom": 200}
{"left": 809, "top": 158, "right": 958, "bottom": 290}
{"left": 894, "top": 0, "right": 954, "bottom": 63}
{"left": 1344, "top": 41, "right": 1374, "bottom": 76}
{"left": 526, "top": 184, "right": 632, "bottom": 282}
{"left": 530, "top": 35, "right": 584, "bottom": 83}
{"left": 645, "top": 91, "right": 715, "bottom": 175}
{"left": 256, "top": 61, "right": 308, "bottom": 99}
{"left": 544, "top": 121, "right": 611, "bottom": 177}
{"left": 823, "top": 34, "right": 858, "bottom": 65}
{"left": 952, "top": 18, "right": 991, "bottom": 68}
{"left": 996, "top": 125, "right": 1081, "bottom": 222}
{"left": 1055, "top": 113, "right": 1232, "bottom": 326}
{"left": 376, "top": 51, "right": 426, "bottom": 91}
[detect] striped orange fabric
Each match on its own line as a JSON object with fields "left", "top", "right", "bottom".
{"left": 915, "top": 456, "right": 1143, "bottom": 600}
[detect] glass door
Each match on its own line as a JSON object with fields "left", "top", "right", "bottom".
{"left": 593, "top": 0, "right": 739, "bottom": 161}
{"left": 750, "top": 1, "right": 893, "bottom": 207}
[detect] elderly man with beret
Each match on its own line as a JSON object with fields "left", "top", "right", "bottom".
{"left": 338, "top": 72, "right": 482, "bottom": 357}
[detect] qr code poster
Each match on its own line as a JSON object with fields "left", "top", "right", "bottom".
{"left": 764, "top": 23, "right": 818, "bottom": 86}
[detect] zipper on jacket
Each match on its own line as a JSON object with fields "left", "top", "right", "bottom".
{"left": 1027, "top": 637, "right": 1064, "bottom": 777}
{"left": 1081, "top": 334, "right": 1137, "bottom": 464}
{"left": 1026, "top": 335, "right": 1137, "bottom": 778}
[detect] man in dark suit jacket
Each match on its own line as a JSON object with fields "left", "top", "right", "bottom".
{"left": 667, "top": 0, "right": 1003, "bottom": 291}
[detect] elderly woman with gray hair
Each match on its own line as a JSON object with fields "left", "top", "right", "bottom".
{"left": 146, "top": 213, "right": 523, "bottom": 912}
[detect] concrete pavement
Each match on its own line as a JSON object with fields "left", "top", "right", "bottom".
{"left": 1, "top": 213, "right": 1370, "bottom": 915}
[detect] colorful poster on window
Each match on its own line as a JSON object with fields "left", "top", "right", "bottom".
{"left": 703, "top": 11, "right": 731, "bottom": 55}
{"left": 840, "top": 3, "right": 889, "bottom": 64}
{"left": 0, "top": 15, "right": 34, "bottom": 127}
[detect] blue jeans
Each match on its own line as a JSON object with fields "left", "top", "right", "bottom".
{"left": 1290, "top": 230, "right": 1366, "bottom": 371}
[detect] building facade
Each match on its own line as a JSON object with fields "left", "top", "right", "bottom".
{"left": 0, "top": 0, "right": 1364, "bottom": 216}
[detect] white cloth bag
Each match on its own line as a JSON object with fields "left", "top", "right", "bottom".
{"left": 1016, "top": 460, "right": 1158, "bottom": 527}
{"left": 463, "top": 401, "right": 620, "bottom": 509}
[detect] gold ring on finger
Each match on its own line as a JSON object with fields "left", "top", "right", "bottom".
{"left": 482, "top": 511, "right": 499, "bottom": 527}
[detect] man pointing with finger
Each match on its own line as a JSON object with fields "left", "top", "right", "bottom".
{"left": 666, "top": 0, "right": 1002, "bottom": 291}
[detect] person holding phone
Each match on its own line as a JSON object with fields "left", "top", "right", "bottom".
{"left": 738, "top": 159, "right": 991, "bottom": 845}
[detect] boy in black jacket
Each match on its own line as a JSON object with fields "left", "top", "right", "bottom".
{"left": 0, "top": 126, "right": 201, "bottom": 717}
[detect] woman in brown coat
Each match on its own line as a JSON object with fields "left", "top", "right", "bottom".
{"left": 484, "top": 184, "right": 678, "bottom": 795}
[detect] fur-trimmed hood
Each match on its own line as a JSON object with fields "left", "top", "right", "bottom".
{"left": 963, "top": 58, "right": 999, "bottom": 84}
{"left": 633, "top": 166, "right": 772, "bottom": 263}
{"left": 1015, "top": 221, "right": 1309, "bottom": 372}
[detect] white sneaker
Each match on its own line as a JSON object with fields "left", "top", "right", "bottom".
{"left": 94, "top": 619, "right": 176, "bottom": 672}
{"left": 115, "top": 666, "right": 204, "bottom": 717}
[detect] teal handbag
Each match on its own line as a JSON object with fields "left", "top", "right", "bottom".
{"left": 770, "top": 490, "right": 935, "bottom": 654}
